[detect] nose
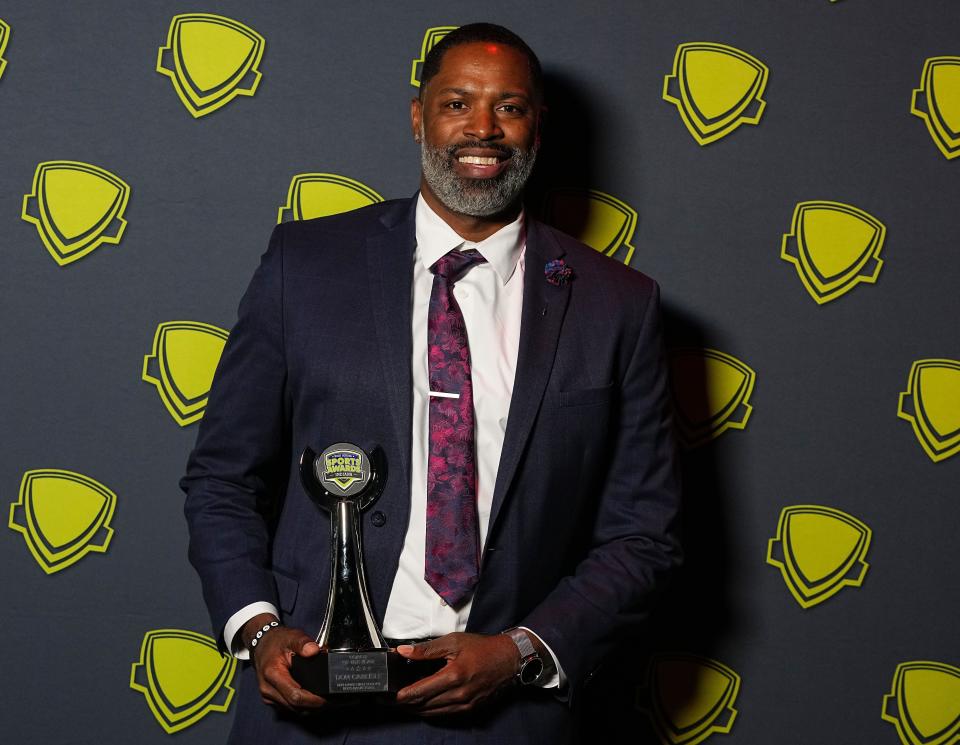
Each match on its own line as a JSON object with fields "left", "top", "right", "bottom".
{"left": 464, "top": 106, "right": 503, "bottom": 141}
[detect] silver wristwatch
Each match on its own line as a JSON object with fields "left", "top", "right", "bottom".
{"left": 503, "top": 627, "right": 545, "bottom": 685}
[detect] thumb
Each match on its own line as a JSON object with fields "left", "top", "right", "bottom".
{"left": 397, "top": 639, "right": 452, "bottom": 660}
{"left": 298, "top": 638, "right": 321, "bottom": 657}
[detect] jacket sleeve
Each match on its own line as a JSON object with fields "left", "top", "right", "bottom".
{"left": 519, "top": 281, "right": 682, "bottom": 703}
{"left": 181, "top": 224, "right": 290, "bottom": 645}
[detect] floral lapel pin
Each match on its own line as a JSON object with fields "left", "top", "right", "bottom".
{"left": 544, "top": 259, "right": 573, "bottom": 286}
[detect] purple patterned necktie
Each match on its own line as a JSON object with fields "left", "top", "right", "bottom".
{"left": 425, "top": 248, "right": 487, "bottom": 607}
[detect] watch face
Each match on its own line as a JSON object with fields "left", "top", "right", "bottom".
{"left": 519, "top": 656, "right": 544, "bottom": 685}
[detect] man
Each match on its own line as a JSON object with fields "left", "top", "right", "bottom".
{"left": 182, "top": 23, "right": 680, "bottom": 744}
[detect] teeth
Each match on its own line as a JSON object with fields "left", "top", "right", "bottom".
{"left": 458, "top": 155, "right": 499, "bottom": 165}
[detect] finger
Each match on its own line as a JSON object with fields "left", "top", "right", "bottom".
{"left": 254, "top": 651, "right": 294, "bottom": 710}
{"left": 264, "top": 662, "right": 327, "bottom": 709}
{"left": 279, "top": 631, "right": 315, "bottom": 653}
{"left": 257, "top": 678, "right": 292, "bottom": 710}
{"left": 397, "top": 637, "right": 456, "bottom": 660}
{"left": 282, "top": 683, "right": 327, "bottom": 710}
{"left": 411, "top": 675, "right": 512, "bottom": 716}
{"left": 405, "top": 684, "right": 495, "bottom": 716}
{"left": 405, "top": 679, "right": 482, "bottom": 712}
{"left": 395, "top": 666, "right": 459, "bottom": 706}
{"left": 298, "top": 639, "right": 321, "bottom": 657}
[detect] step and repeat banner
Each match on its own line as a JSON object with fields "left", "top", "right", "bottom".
{"left": 1, "top": 2, "right": 958, "bottom": 743}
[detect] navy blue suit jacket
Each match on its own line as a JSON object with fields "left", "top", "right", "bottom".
{"left": 182, "top": 197, "right": 681, "bottom": 744}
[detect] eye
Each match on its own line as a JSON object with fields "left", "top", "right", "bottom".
{"left": 445, "top": 100, "right": 467, "bottom": 110}
{"left": 498, "top": 103, "right": 526, "bottom": 115}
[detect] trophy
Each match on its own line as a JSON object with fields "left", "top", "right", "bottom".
{"left": 290, "top": 442, "right": 442, "bottom": 697}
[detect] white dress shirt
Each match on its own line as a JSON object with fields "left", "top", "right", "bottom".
{"left": 224, "top": 196, "right": 562, "bottom": 687}
{"left": 380, "top": 195, "right": 524, "bottom": 637}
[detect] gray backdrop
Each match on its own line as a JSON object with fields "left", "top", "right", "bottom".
{"left": 2, "top": 1, "right": 958, "bottom": 743}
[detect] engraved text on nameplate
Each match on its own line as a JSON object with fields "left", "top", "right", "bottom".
{"left": 327, "top": 652, "right": 390, "bottom": 693}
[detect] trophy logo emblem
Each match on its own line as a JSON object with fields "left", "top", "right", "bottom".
{"left": 320, "top": 445, "right": 369, "bottom": 493}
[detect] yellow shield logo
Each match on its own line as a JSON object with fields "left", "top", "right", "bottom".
{"left": 882, "top": 661, "right": 960, "bottom": 745}
{"left": 130, "top": 629, "right": 237, "bottom": 734}
{"left": 542, "top": 189, "right": 637, "bottom": 265}
{"left": 8, "top": 469, "right": 116, "bottom": 574}
{"left": 156, "top": 13, "right": 264, "bottom": 118}
{"left": 277, "top": 173, "right": 384, "bottom": 223}
{"left": 766, "top": 505, "right": 871, "bottom": 608}
{"left": 0, "top": 19, "right": 10, "bottom": 80}
{"left": 669, "top": 348, "right": 756, "bottom": 449}
{"left": 641, "top": 654, "right": 741, "bottom": 745}
{"left": 21, "top": 161, "right": 130, "bottom": 266}
{"left": 142, "top": 321, "right": 229, "bottom": 426}
{"left": 897, "top": 359, "right": 960, "bottom": 463}
{"left": 911, "top": 56, "right": 960, "bottom": 160}
{"left": 663, "top": 42, "right": 768, "bottom": 145}
{"left": 781, "top": 201, "right": 885, "bottom": 304}
{"left": 411, "top": 26, "right": 458, "bottom": 87}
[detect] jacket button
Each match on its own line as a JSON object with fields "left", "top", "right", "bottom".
{"left": 371, "top": 511, "right": 386, "bottom": 527}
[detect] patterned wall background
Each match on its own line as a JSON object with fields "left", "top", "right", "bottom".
{"left": 2, "top": 1, "right": 958, "bottom": 743}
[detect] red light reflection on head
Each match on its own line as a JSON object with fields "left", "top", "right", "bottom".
{"left": 484, "top": 43, "right": 500, "bottom": 55}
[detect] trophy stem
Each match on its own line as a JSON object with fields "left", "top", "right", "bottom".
{"left": 316, "top": 500, "right": 387, "bottom": 652}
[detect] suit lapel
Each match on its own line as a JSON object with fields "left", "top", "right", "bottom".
{"left": 366, "top": 200, "right": 416, "bottom": 618}
{"left": 487, "top": 220, "right": 571, "bottom": 536}
{"left": 364, "top": 205, "right": 570, "bottom": 609}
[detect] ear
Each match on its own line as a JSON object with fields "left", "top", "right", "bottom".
{"left": 410, "top": 97, "right": 423, "bottom": 142}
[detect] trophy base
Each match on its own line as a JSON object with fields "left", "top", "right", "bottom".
{"left": 291, "top": 649, "right": 444, "bottom": 698}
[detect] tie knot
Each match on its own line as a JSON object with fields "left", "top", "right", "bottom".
{"left": 432, "top": 249, "right": 487, "bottom": 281}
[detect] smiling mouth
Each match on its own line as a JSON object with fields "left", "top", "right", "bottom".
{"left": 458, "top": 155, "right": 501, "bottom": 165}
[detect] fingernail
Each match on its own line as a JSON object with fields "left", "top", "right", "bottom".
{"left": 397, "top": 644, "right": 413, "bottom": 654}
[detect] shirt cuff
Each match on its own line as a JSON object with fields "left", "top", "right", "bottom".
{"left": 517, "top": 625, "right": 566, "bottom": 689}
{"left": 224, "top": 601, "right": 280, "bottom": 660}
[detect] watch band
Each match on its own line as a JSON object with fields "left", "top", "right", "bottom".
{"left": 504, "top": 627, "right": 536, "bottom": 658}
{"left": 502, "top": 627, "right": 545, "bottom": 685}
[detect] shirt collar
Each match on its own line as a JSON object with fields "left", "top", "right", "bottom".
{"left": 415, "top": 194, "right": 525, "bottom": 284}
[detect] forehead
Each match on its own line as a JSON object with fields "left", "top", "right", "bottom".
{"left": 428, "top": 41, "right": 535, "bottom": 95}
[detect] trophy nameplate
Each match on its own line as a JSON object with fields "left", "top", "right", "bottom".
{"left": 290, "top": 443, "right": 442, "bottom": 698}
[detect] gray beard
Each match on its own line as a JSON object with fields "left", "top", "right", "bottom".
{"left": 420, "top": 139, "right": 537, "bottom": 218}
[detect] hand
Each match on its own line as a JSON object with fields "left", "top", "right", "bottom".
{"left": 241, "top": 613, "right": 326, "bottom": 711}
{"left": 394, "top": 632, "right": 519, "bottom": 716}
